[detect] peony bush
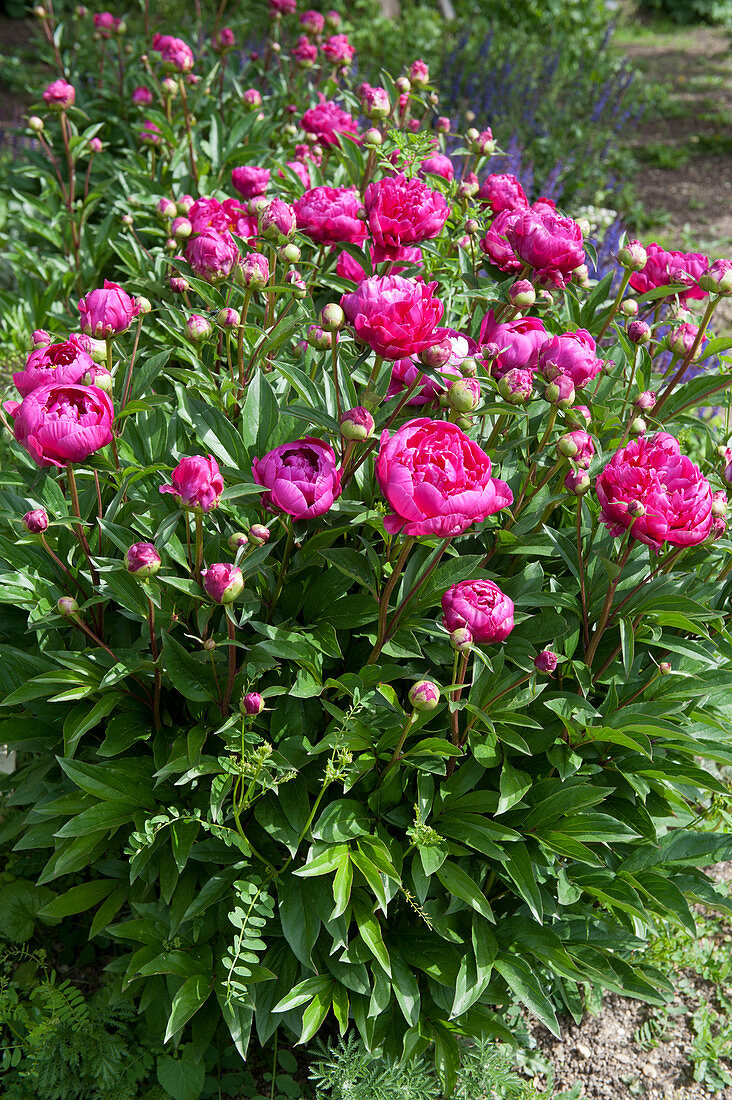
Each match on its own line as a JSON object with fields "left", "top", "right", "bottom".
{"left": 2, "top": 3, "right": 732, "bottom": 1096}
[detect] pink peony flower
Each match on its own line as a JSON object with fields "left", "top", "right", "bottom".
{"left": 231, "top": 165, "right": 270, "bottom": 200}
{"left": 43, "top": 79, "right": 75, "bottom": 110}
{"left": 252, "top": 438, "right": 342, "bottom": 519}
{"left": 479, "top": 208, "right": 523, "bottom": 273}
{"left": 479, "top": 310, "right": 550, "bottom": 379}
{"left": 360, "top": 84, "right": 390, "bottom": 119}
{"left": 300, "top": 9, "right": 325, "bottom": 33}
{"left": 93, "top": 12, "right": 121, "bottom": 36}
{"left": 242, "top": 88, "right": 262, "bottom": 108}
{"left": 301, "top": 98, "right": 359, "bottom": 147}
{"left": 419, "top": 153, "right": 454, "bottom": 182}
{"left": 159, "top": 455, "right": 224, "bottom": 512}
{"left": 158, "top": 36, "right": 194, "bottom": 73}
{"left": 140, "top": 120, "right": 162, "bottom": 145}
{"left": 441, "top": 578, "right": 514, "bottom": 642}
{"left": 125, "top": 542, "right": 161, "bottom": 577}
{"left": 322, "top": 33, "right": 355, "bottom": 64}
{"left": 241, "top": 252, "right": 270, "bottom": 287}
{"left": 282, "top": 159, "right": 311, "bottom": 188}
{"left": 9, "top": 383, "right": 114, "bottom": 468}
{"left": 294, "top": 186, "right": 367, "bottom": 245}
{"left": 629, "top": 243, "right": 709, "bottom": 302}
{"left": 15, "top": 336, "right": 103, "bottom": 398}
{"left": 213, "top": 27, "right": 235, "bottom": 52}
{"left": 387, "top": 357, "right": 462, "bottom": 406}
{"left": 341, "top": 274, "right": 444, "bottom": 360}
{"left": 505, "top": 209, "right": 585, "bottom": 288}
{"left": 478, "top": 173, "right": 529, "bottom": 215}
{"left": 292, "top": 34, "right": 318, "bottom": 65}
{"left": 221, "top": 199, "right": 259, "bottom": 243}
{"left": 537, "top": 330, "right": 604, "bottom": 390}
{"left": 596, "top": 432, "right": 713, "bottom": 550}
{"left": 201, "top": 563, "right": 244, "bottom": 603}
{"left": 22, "top": 508, "right": 49, "bottom": 534}
{"left": 561, "top": 430, "right": 595, "bottom": 468}
{"left": 78, "top": 281, "right": 139, "bottom": 338}
{"left": 270, "top": 0, "right": 297, "bottom": 12}
{"left": 376, "top": 418, "right": 513, "bottom": 537}
{"left": 187, "top": 197, "right": 229, "bottom": 233}
{"left": 364, "top": 173, "right": 450, "bottom": 261}
{"left": 185, "top": 230, "right": 239, "bottom": 281}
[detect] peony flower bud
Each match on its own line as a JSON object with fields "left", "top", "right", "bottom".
{"left": 534, "top": 649, "right": 558, "bottom": 674}
{"left": 461, "top": 357, "right": 479, "bottom": 378}
{"left": 666, "top": 323, "right": 701, "bottom": 359}
{"left": 629, "top": 417, "right": 647, "bottom": 437}
{"left": 659, "top": 661, "right": 672, "bottom": 675}
{"left": 58, "top": 596, "right": 79, "bottom": 616}
{"left": 509, "top": 280, "right": 536, "bottom": 309}
{"left": 408, "top": 679, "right": 440, "bottom": 712}
{"left": 186, "top": 314, "right": 212, "bottom": 342}
{"left": 170, "top": 275, "right": 190, "bottom": 294}
{"left": 447, "top": 377, "right": 481, "bottom": 413}
{"left": 217, "top": 307, "right": 241, "bottom": 328}
{"left": 157, "top": 196, "right": 177, "bottom": 219}
{"left": 618, "top": 239, "right": 647, "bottom": 272}
{"left": 125, "top": 542, "right": 161, "bottom": 578}
{"left": 627, "top": 320, "right": 651, "bottom": 345}
{"left": 201, "top": 563, "right": 244, "bottom": 604}
{"left": 712, "top": 491, "right": 727, "bottom": 518}
{"left": 419, "top": 338, "right": 453, "bottom": 370}
{"left": 457, "top": 177, "right": 479, "bottom": 201}
{"left": 634, "top": 390, "right": 656, "bottom": 411}
{"left": 307, "top": 324, "right": 332, "bottom": 350}
{"left": 43, "top": 79, "right": 75, "bottom": 110}
{"left": 620, "top": 298, "right": 638, "bottom": 317}
{"left": 278, "top": 242, "right": 301, "bottom": 263}
{"left": 436, "top": 116, "right": 450, "bottom": 133}
{"left": 22, "top": 508, "right": 49, "bottom": 533}
{"left": 240, "top": 691, "right": 265, "bottom": 715}
{"left": 557, "top": 434, "right": 579, "bottom": 458}
{"left": 240, "top": 252, "right": 270, "bottom": 288}
{"left": 285, "top": 271, "right": 307, "bottom": 298}
{"left": 28, "top": 115, "right": 45, "bottom": 132}
{"left": 699, "top": 258, "right": 732, "bottom": 297}
{"left": 32, "top": 329, "right": 51, "bottom": 347}
{"left": 362, "top": 128, "right": 383, "bottom": 147}
{"left": 450, "top": 627, "right": 473, "bottom": 652}
{"left": 408, "top": 59, "right": 429, "bottom": 87}
{"left": 395, "top": 76, "right": 411, "bottom": 95}
{"left": 545, "top": 375, "right": 575, "bottom": 409}
{"left": 259, "top": 199, "right": 297, "bottom": 243}
{"left": 242, "top": 88, "right": 262, "bottom": 109}
{"left": 321, "top": 303, "right": 345, "bottom": 332}
{"left": 249, "top": 524, "right": 270, "bottom": 545}
{"left": 498, "top": 367, "right": 534, "bottom": 405}
{"left": 627, "top": 500, "right": 646, "bottom": 517}
{"left": 228, "top": 531, "right": 249, "bottom": 551}
{"left": 172, "top": 216, "right": 193, "bottom": 240}
{"left": 564, "top": 470, "right": 591, "bottom": 495}
{"left": 340, "top": 406, "right": 375, "bottom": 441}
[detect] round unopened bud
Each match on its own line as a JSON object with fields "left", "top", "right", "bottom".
{"left": 90, "top": 370, "right": 113, "bottom": 396}
{"left": 217, "top": 307, "right": 241, "bottom": 328}
{"left": 32, "top": 329, "right": 51, "bottom": 347}
{"left": 89, "top": 137, "right": 103, "bottom": 154}
{"left": 165, "top": 238, "right": 176, "bottom": 252}
{"left": 285, "top": 271, "right": 307, "bottom": 298}
{"left": 620, "top": 298, "right": 638, "bottom": 317}
{"left": 465, "top": 127, "right": 479, "bottom": 144}
{"left": 557, "top": 434, "right": 579, "bottom": 458}
{"left": 340, "top": 406, "right": 375, "bottom": 441}
{"left": 172, "top": 216, "right": 193, "bottom": 240}
{"left": 125, "top": 541, "right": 161, "bottom": 578}
{"left": 436, "top": 116, "right": 450, "bottom": 134}
{"left": 249, "top": 524, "right": 270, "bottom": 545}
{"left": 228, "top": 531, "right": 249, "bottom": 551}
{"left": 460, "top": 357, "right": 478, "bottom": 378}
{"left": 22, "top": 508, "right": 49, "bottom": 534}
{"left": 564, "top": 470, "right": 591, "bottom": 496}
{"left": 307, "top": 324, "right": 332, "bottom": 350}
{"left": 627, "top": 500, "right": 646, "bottom": 517}
{"left": 634, "top": 390, "right": 656, "bottom": 411}
{"left": 395, "top": 76, "right": 411, "bottom": 95}
{"left": 363, "top": 128, "right": 383, "bottom": 147}
{"left": 408, "top": 679, "right": 440, "bottom": 712}
{"left": 534, "top": 649, "right": 558, "bottom": 674}
{"left": 574, "top": 264, "right": 591, "bottom": 287}
{"left": 86, "top": 338, "right": 107, "bottom": 364}
{"left": 457, "top": 178, "right": 480, "bottom": 201}
{"left": 58, "top": 596, "right": 79, "bottom": 616}
{"left": 136, "top": 296, "right": 151, "bottom": 315}
{"left": 28, "top": 115, "right": 45, "bottom": 132}
{"left": 121, "top": 213, "right": 133, "bottom": 227}
{"left": 498, "top": 368, "right": 533, "bottom": 405}
{"left": 202, "top": 563, "right": 244, "bottom": 604}
{"left": 545, "top": 376, "right": 575, "bottom": 409}
{"left": 177, "top": 195, "right": 194, "bottom": 214}
{"left": 170, "top": 275, "right": 190, "bottom": 294}
{"left": 618, "top": 239, "right": 647, "bottom": 272}
{"left": 278, "top": 242, "right": 301, "bottom": 263}
{"left": 699, "top": 259, "right": 732, "bottom": 297}
{"left": 203, "top": 637, "right": 216, "bottom": 651}
{"left": 465, "top": 218, "right": 480, "bottom": 236}
{"left": 161, "top": 77, "right": 178, "bottom": 98}
{"left": 321, "top": 303, "right": 345, "bottom": 332}
{"left": 450, "top": 627, "right": 473, "bottom": 653}
{"left": 157, "top": 196, "right": 177, "bottom": 219}
{"left": 627, "top": 320, "right": 651, "bottom": 345}
{"left": 447, "top": 377, "right": 481, "bottom": 413}
{"left": 419, "top": 338, "right": 453, "bottom": 369}
{"left": 659, "top": 661, "right": 672, "bottom": 675}
{"left": 509, "top": 279, "right": 536, "bottom": 309}
{"left": 240, "top": 691, "right": 265, "bottom": 715}
{"left": 629, "top": 416, "right": 646, "bottom": 437}
{"left": 186, "top": 314, "right": 212, "bottom": 342}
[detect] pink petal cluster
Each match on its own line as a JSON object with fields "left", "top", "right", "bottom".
{"left": 185, "top": 230, "right": 239, "bottom": 281}
{"left": 364, "top": 173, "right": 450, "bottom": 261}
{"left": 300, "top": 9, "right": 325, "bottom": 33}
{"left": 9, "top": 383, "right": 114, "bottom": 468}
{"left": 537, "top": 330, "right": 604, "bottom": 390}
{"left": 294, "top": 186, "right": 366, "bottom": 246}
{"left": 154, "top": 34, "right": 195, "bottom": 73}
{"left": 252, "top": 438, "right": 342, "bottom": 519}
{"left": 301, "top": 98, "right": 359, "bottom": 147}
{"left": 322, "top": 34, "right": 355, "bottom": 64}
{"left": 43, "top": 79, "right": 75, "bottom": 109}
{"left": 202, "top": 563, "right": 244, "bottom": 603}
{"left": 125, "top": 542, "right": 161, "bottom": 577}
{"left": 478, "top": 173, "right": 529, "bottom": 215}
{"left": 132, "top": 86, "right": 153, "bottom": 105}
{"left": 269, "top": 0, "right": 297, "bottom": 12}
{"left": 441, "top": 578, "right": 514, "bottom": 642}
{"left": 78, "top": 281, "right": 139, "bottom": 337}
{"left": 341, "top": 275, "right": 444, "bottom": 360}
{"left": 293, "top": 35, "right": 318, "bottom": 65}
{"left": 479, "top": 208, "right": 524, "bottom": 273}
{"left": 479, "top": 310, "right": 550, "bottom": 379}
{"left": 15, "top": 336, "right": 106, "bottom": 398}
{"left": 596, "top": 432, "right": 713, "bottom": 550}
{"left": 505, "top": 209, "right": 585, "bottom": 287}
{"left": 629, "top": 242, "right": 709, "bottom": 302}
{"left": 231, "top": 165, "right": 270, "bottom": 200}
{"left": 159, "top": 455, "right": 224, "bottom": 512}
{"left": 376, "top": 418, "right": 513, "bottom": 537}
{"left": 419, "top": 154, "right": 454, "bottom": 182}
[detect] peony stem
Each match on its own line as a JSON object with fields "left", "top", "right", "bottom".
{"left": 654, "top": 296, "right": 720, "bottom": 418}
{"left": 386, "top": 537, "right": 452, "bottom": 642}
{"left": 597, "top": 268, "right": 632, "bottom": 342}
{"left": 367, "top": 536, "right": 416, "bottom": 665}
{"left": 66, "top": 465, "right": 100, "bottom": 593}
{"left": 120, "top": 318, "right": 144, "bottom": 413}
{"left": 148, "top": 595, "right": 162, "bottom": 730}
{"left": 222, "top": 613, "right": 237, "bottom": 716}
{"left": 584, "top": 539, "right": 633, "bottom": 668}
{"left": 380, "top": 711, "right": 417, "bottom": 781}
{"left": 331, "top": 332, "right": 342, "bottom": 422}
{"left": 194, "top": 512, "right": 203, "bottom": 584}
{"left": 577, "top": 497, "right": 590, "bottom": 648}
{"left": 267, "top": 521, "right": 295, "bottom": 620}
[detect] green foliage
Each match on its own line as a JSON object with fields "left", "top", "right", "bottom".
{"left": 640, "top": 0, "right": 732, "bottom": 25}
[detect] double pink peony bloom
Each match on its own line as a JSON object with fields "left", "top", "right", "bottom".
{"left": 479, "top": 310, "right": 550, "bottom": 379}
{"left": 596, "top": 432, "right": 712, "bottom": 551}
{"left": 537, "top": 330, "right": 604, "bottom": 390}
{"left": 15, "top": 336, "right": 109, "bottom": 398}
{"left": 376, "top": 418, "right": 513, "bottom": 537}
{"left": 160, "top": 455, "right": 224, "bottom": 512}
{"left": 505, "top": 209, "right": 585, "bottom": 287}
{"left": 43, "top": 79, "right": 75, "bottom": 110}
{"left": 301, "top": 98, "right": 359, "bottom": 147}
{"left": 364, "top": 173, "right": 450, "bottom": 261}
{"left": 341, "top": 275, "right": 444, "bottom": 361}
{"left": 252, "top": 438, "right": 342, "bottom": 520}
{"left": 442, "top": 579, "right": 514, "bottom": 643}
{"left": 629, "top": 242, "right": 709, "bottom": 302}
{"left": 10, "top": 383, "right": 114, "bottom": 468}
{"left": 478, "top": 173, "right": 529, "bottom": 215}
{"left": 231, "top": 165, "right": 270, "bottom": 200}
{"left": 294, "top": 186, "right": 367, "bottom": 246}
{"left": 79, "top": 281, "right": 139, "bottom": 338}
